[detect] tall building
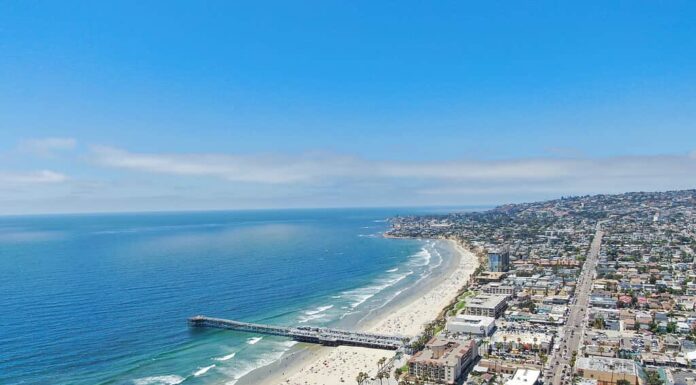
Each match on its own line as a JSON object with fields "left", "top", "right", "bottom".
{"left": 408, "top": 337, "right": 478, "bottom": 385}
{"left": 488, "top": 248, "right": 510, "bottom": 272}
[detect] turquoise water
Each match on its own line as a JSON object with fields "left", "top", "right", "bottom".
{"left": 0, "top": 208, "right": 467, "bottom": 385}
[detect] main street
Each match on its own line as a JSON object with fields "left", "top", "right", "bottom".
{"left": 544, "top": 222, "right": 605, "bottom": 385}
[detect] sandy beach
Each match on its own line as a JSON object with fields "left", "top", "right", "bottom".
{"left": 239, "top": 239, "right": 479, "bottom": 385}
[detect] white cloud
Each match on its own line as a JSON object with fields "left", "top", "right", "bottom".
{"left": 3, "top": 144, "right": 694, "bottom": 214}
{"left": 89, "top": 145, "right": 365, "bottom": 183}
{"left": 19, "top": 137, "right": 77, "bottom": 156}
{"left": 88, "top": 145, "right": 696, "bottom": 194}
{"left": 90, "top": 145, "right": 581, "bottom": 183}
{"left": 0, "top": 170, "right": 68, "bottom": 185}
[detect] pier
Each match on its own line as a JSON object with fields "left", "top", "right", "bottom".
{"left": 188, "top": 315, "right": 408, "bottom": 350}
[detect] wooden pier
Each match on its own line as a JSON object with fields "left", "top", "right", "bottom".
{"left": 188, "top": 315, "right": 407, "bottom": 350}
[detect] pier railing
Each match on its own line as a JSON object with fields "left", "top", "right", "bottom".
{"left": 188, "top": 315, "right": 407, "bottom": 350}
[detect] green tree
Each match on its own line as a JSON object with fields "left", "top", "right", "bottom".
{"left": 593, "top": 317, "right": 606, "bottom": 329}
{"left": 646, "top": 370, "right": 664, "bottom": 385}
{"left": 394, "top": 367, "right": 403, "bottom": 381}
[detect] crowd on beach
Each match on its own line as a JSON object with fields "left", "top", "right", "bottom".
{"left": 266, "top": 241, "right": 479, "bottom": 385}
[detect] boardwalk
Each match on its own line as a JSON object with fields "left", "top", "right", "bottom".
{"left": 188, "top": 315, "right": 408, "bottom": 351}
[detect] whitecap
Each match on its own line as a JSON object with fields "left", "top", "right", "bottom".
{"left": 246, "top": 337, "right": 262, "bottom": 345}
{"left": 386, "top": 267, "right": 398, "bottom": 272}
{"left": 342, "top": 270, "right": 414, "bottom": 309}
{"left": 218, "top": 341, "right": 297, "bottom": 385}
{"left": 431, "top": 248, "right": 444, "bottom": 269}
{"left": 409, "top": 247, "right": 432, "bottom": 267}
{"left": 304, "top": 305, "right": 333, "bottom": 315}
{"left": 193, "top": 365, "right": 215, "bottom": 377}
{"left": 298, "top": 313, "right": 327, "bottom": 323}
{"left": 133, "top": 375, "right": 185, "bottom": 385}
{"left": 215, "top": 352, "right": 237, "bottom": 361}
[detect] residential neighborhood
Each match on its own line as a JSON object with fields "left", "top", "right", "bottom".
{"left": 387, "top": 190, "right": 696, "bottom": 385}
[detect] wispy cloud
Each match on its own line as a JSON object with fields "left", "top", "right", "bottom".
{"left": 19, "top": 137, "right": 77, "bottom": 156}
{"left": 0, "top": 170, "right": 68, "bottom": 185}
{"left": 89, "top": 145, "right": 365, "bottom": 183}
{"left": 90, "top": 145, "right": 586, "bottom": 183}
{"left": 2, "top": 143, "right": 695, "bottom": 214}
{"left": 88, "top": 145, "right": 696, "bottom": 191}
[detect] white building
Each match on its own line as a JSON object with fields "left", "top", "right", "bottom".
{"left": 491, "top": 331, "right": 553, "bottom": 354}
{"left": 687, "top": 351, "right": 696, "bottom": 367}
{"left": 446, "top": 314, "right": 496, "bottom": 336}
{"left": 677, "top": 322, "right": 691, "bottom": 334}
{"left": 505, "top": 369, "right": 541, "bottom": 385}
{"left": 464, "top": 294, "right": 509, "bottom": 318}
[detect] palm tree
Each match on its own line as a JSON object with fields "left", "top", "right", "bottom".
{"left": 378, "top": 356, "right": 387, "bottom": 371}
{"left": 384, "top": 372, "right": 390, "bottom": 384}
{"left": 356, "top": 371, "right": 368, "bottom": 385}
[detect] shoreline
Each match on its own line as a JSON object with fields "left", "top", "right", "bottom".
{"left": 236, "top": 237, "right": 480, "bottom": 385}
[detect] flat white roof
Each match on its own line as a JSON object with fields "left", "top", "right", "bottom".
{"left": 450, "top": 314, "right": 496, "bottom": 325}
{"left": 506, "top": 369, "right": 541, "bottom": 385}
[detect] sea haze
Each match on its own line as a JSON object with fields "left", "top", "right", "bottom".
{"left": 0, "top": 207, "right": 479, "bottom": 385}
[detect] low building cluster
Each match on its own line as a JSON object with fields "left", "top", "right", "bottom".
{"left": 389, "top": 190, "right": 696, "bottom": 385}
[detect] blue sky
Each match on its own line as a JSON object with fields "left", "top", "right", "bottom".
{"left": 1, "top": 1, "right": 696, "bottom": 214}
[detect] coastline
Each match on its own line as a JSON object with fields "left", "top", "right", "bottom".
{"left": 236, "top": 237, "right": 480, "bottom": 385}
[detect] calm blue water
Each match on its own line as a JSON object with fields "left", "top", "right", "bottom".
{"left": 0, "top": 208, "right": 475, "bottom": 385}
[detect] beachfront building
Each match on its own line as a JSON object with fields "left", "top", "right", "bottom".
{"left": 482, "top": 282, "right": 517, "bottom": 297}
{"left": 446, "top": 314, "right": 496, "bottom": 337}
{"left": 464, "top": 294, "right": 509, "bottom": 318}
{"left": 575, "top": 356, "right": 647, "bottom": 385}
{"left": 477, "top": 271, "right": 508, "bottom": 284}
{"left": 488, "top": 249, "right": 510, "bottom": 272}
{"left": 408, "top": 337, "right": 478, "bottom": 385}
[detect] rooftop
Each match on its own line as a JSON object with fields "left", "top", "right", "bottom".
{"left": 449, "top": 314, "right": 496, "bottom": 326}
{"left": 575, "top": 356, "right": 641, "bottom": 376}
{"left": 409, "top": 337, "right": 475, "bottom": 367}
{"left": 468, "top": 294, "right": 508, "bottom": 309}
{"left": 506, "top": 369, "right": 541, "bottom": 385}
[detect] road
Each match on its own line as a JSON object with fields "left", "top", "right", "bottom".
{"left": 544, "top": 222, "right": 604, "bottom": 385}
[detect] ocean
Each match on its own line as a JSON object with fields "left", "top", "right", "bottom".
{"left": 0, "top": 208, "right": 480, "bottom": 385}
